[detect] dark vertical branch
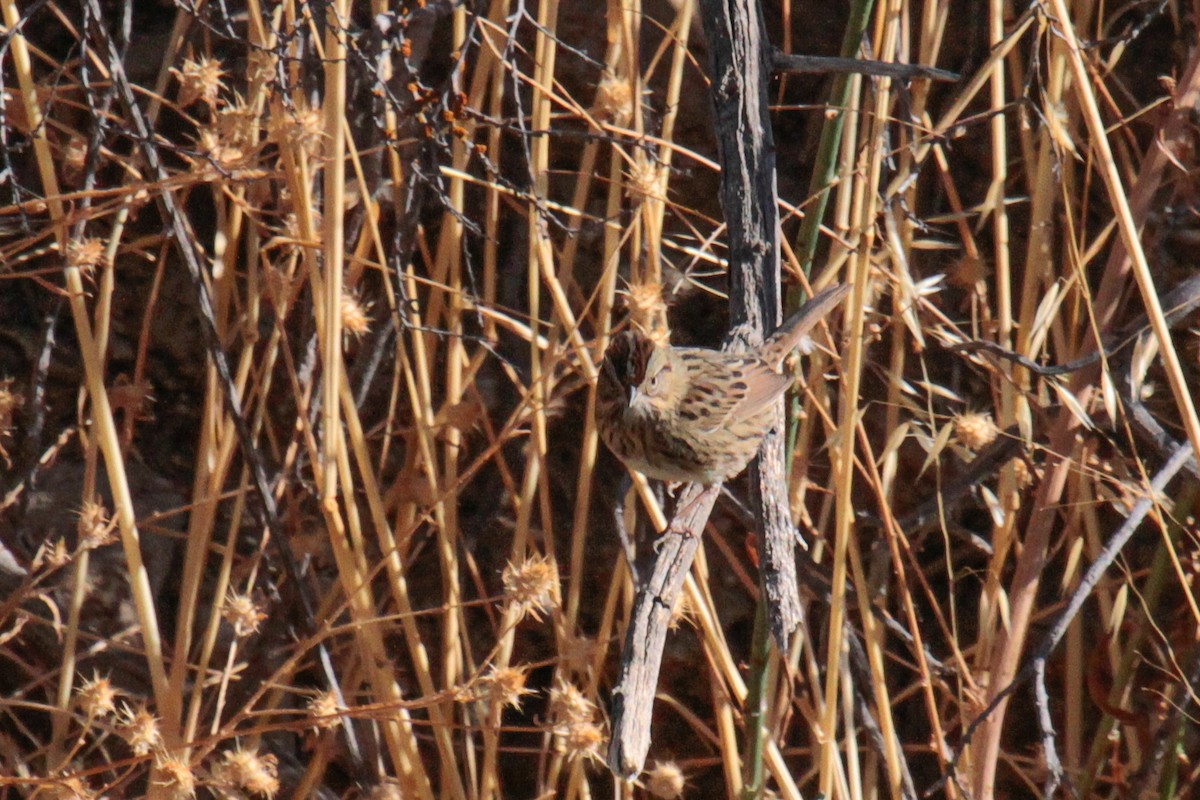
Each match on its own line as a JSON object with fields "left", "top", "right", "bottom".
{"left": 696, "top": 0, "right": 801, "bottom": 646}
{"left": 607, "top": 0, "right": 803, "bottom": 782}
{"left": 699, "top": 0, "right": 778, "bottom": 332}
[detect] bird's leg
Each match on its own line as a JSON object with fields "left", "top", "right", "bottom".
{"left": 656, "top": 483, "right": 721, "bottom": 544}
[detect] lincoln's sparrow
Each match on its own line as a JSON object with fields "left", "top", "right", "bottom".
{"left": 596, "top": 284, "right": 850, "bottom": 486}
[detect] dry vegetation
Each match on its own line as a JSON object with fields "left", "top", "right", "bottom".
{"left": 1, "top": 0, "right": 1199, "bottom": 798}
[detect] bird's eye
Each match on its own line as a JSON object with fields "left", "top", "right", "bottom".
{"left": 646, "top": 368, "right": 666, "bottom": 395}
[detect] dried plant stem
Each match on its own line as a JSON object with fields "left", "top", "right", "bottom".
{"left": 320, "top": 0, "right": 347, "bottom": 504}
{"left": 1, "top": 0, "right": 176, "bottom": 760}
{"left": 971, "top": 8, "right": 1200, "bottom": 795}
{"left": 434, "top": 7, "right": 471, "bottom": 791}
{"left": 1048, "top": 4, "right": 1200, "bottom": 463}
{"left": 820, "top": 5, "right": 902, "bottom": 796}
{"left": 50, "top": 456, "right": 97, "bottom": 764}
{"left": 7, "top": 1, "right": 1200, "bottom": 796}
{"left": 480, "top": 0, "right": 563, "bottom": 793}
{"left": 1078, "top": 505, "right": 1179, "bottom": 794}
{"left": 906, "top": 10, "right": 1036, "bottom": 171}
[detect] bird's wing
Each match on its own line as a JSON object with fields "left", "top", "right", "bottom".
{"left": 680, "top": 354, "right": 792, "bottom": 435}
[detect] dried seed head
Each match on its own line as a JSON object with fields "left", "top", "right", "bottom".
{"left": 118, "top": 703, "right": 163, "bottom": 756}
{"left": 196, "top": 127, "right": 247, "bottom": 175}
{"left": 501, "top": 553, "right": 558, "bottom": 621}
{"left": 623, "top": 282, "right": 670, "bottom": 347}
{"left": 340, "top": 291, "right": 373, "bottom": 337}
{"left": 548, "top": 678, "right": 596, "bottom": 726}
{"left": 626, "top": 281, "right": 666, "bottom": 319}
{"left": 76, "top": 672, "right": 118, "bottom": 719}
{"left": 45, "top": 776, "right": 96, "bottom": 800}
{"left": 173, "top": 55, "right": 225, "bottom": 107}
{"left": 269, "top": 104, "right": 325, "bottom": 156}
{"left": 953, "top": 412, "right": 997, "bottom": 450}
{"left": 65, "top": 238, "right": 107, "bottom": 275}
{"left": 153, "top": 754, "right": 196, "bottom": 799}
{"left": 306, "top": 690, "right": 343, "bottom": 730}
{"left": 594, "top": 74, "right": 633, "bottom": 124}
{"left": 482, "top": 665, "right": 533, "bottom": 711}
{"left": 626, "top": 157, "right": 664, "bottom": 201}
{"left": 644, "top": 760, "right": 686, "bottom": 799}
{"left": 77, "top": 500, "right": 116, "bottom": 550}
{"left": 556, "top": 719, "right": 605, "bottom": 764}
{"left": 216, "top": 96, "right": 260, "bottom": 148}
{"left": 214, "top": 748, "right": 279, "bottom": 798}
{"left": 222, "top": 591, "right": 267, "bottom": 638}
{"left": 61, "top": 134, "right": 89, "bottom": 185}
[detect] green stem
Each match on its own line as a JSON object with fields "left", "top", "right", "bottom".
{"left": 747, "top": 4, "right": 877, "bottom": 795}
{"left": 785, "top": 0, "right": 875, "bottom": 461}
{"left": 788, "top": 0, "right": 875, "bottom": 296}
{"left": 740, "top": 598, "right": 773, "bottom": 798}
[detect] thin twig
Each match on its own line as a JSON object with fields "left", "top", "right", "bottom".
{"left": 772, "top": 51, "right": 958, "bottom": 82}
{"left": 945, "top": 440, "right": 1195, "bottom": 793}
{"left": 81, "top": 0, "right": 364, "bottom": 771}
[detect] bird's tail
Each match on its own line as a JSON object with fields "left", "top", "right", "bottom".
{"left": 765, "top": 283, "right": 852, "bottom": 365}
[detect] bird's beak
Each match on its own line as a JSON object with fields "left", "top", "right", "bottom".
{"left": 627, "top": 385, "right": 639, "bottom": 406}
